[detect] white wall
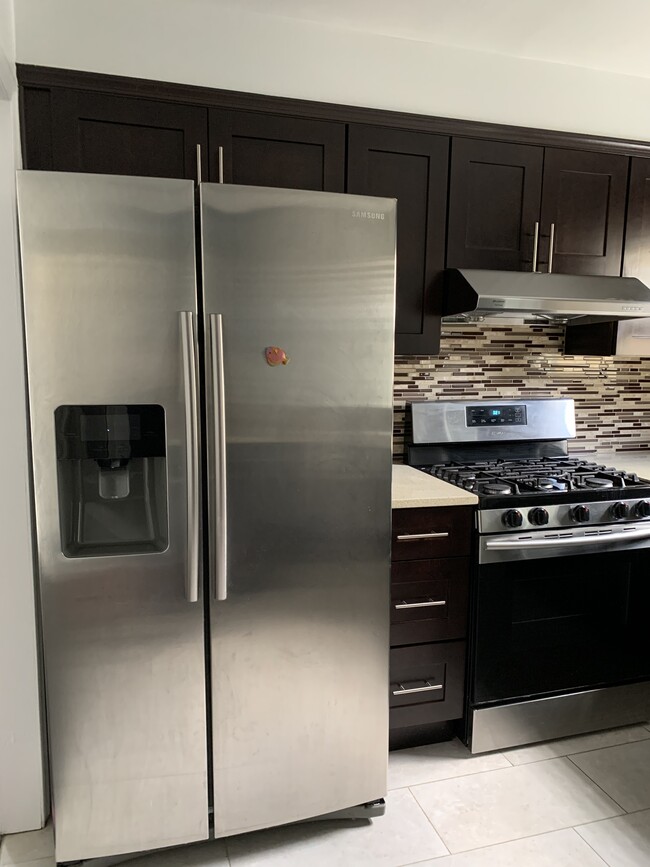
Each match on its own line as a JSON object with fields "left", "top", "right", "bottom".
{"left": 14, "top": 0, "right": 650, "bottom": 141}
{"left": 0, "top": 0, "right": 46, "bottom": 835}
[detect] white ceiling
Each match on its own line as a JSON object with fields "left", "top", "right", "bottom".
{"left": 222, "top": 0, "right": 650, "bottom": 80}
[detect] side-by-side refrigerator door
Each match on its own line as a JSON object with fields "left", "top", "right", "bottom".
{"left": 17, "top": 172, "right": 208, "bottom": 863}
{"left": 201, "top": 183, "right": 396, "bottom": 837}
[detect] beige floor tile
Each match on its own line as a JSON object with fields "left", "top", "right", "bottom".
{"left": 402, "top": 828, "right": 608, "bottom": 866}
{"left": 388, "top": 738, "right": 511, "bottom": 789}
{"left": 570, "top": 739, "right": 650, "bottom": 812}
{"left": 411, "top": 757, "right": 622, "bottom": 854}
{"left": 503, "top": 724, "right": 650, "bottom": 766}
{"left": 0, "top": 826, "right": 53, "bottom": 865}
{"left": 226, "top": 788, "right": 448, "bottom": 865}
{"left": 576, "top": 809, "right": 650, "bottom": 867}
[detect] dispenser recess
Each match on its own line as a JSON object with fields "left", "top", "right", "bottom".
{"left": 54, "top": 405, "right": 168, "bottom": 557}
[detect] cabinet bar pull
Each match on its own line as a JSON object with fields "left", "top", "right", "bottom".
{"left": 392, "top": 681, "right": 443, "bottom": 696}
{"left": 396, "top": 531, "right": 449, "bottom": 541}
{"left": 548, "top": 222, "right": 556, "bottom": 273}
{"left": 196, "top": 143, "right": 202, "bottom": 185}
{"left": 395, "top": 598, "right": 447, "bottom": 609}
{"left": 532, "top": 221, "right": 540, "bottom": 272}
{"left": 218, "top": 146, "right": 224, "bottom": 184}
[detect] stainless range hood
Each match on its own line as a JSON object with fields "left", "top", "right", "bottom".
{"left": 442, "top": 269, "right": 650, "bottom": 325}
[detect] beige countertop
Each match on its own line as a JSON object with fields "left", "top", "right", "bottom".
{"left": 572, "top": 450, "right": 650, "bottom": 481}
{"left": 392, "top": 464, "right": 479, "bottom": 509}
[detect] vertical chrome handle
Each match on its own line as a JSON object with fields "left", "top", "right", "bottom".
{"left": 531, "top": 221, "right": 539, "bottom": 273}
{"left": 209, "top": 313, "right": 228, "bottom": 600}
{"left": 548, "top": 222, "right": 555, "bottom": 274}
{"left": 180, "top": 311, "right": 200, "bottom": 603}
{"left": 218, "top": 146, "right": 224, "bottom": 184}
{"left": 196, "top": 144, "right": 202, "bottom": 185}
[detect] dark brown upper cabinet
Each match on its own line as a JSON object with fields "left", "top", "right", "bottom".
{"left": 565, "top": 156, "right": 650, "bottom": 356}
{"left": 447, "top": 139, "right": 629, "bottom": 278}
{"left": 22, "top": 88, "right": 209, "bottom": 181}
{"left": 347, "top": 125, "right": 449, "bottom": 355}
{"left": 447, "top": 138, "right": 543, "bottom": 271}
{"left": 539, "top": 148, "right": 628, "bottom": 276}
{"left": 623, "top": 157, "right": 650, "bottom": 283}
{"left": 208, "top": 110, "right": 345, "bottom": 191}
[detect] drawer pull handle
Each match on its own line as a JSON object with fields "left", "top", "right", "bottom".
{"left": 392, "top": 681, "right": 443, "bottom": 696}
{"left": 395, "top": 598, "right": 447, "bottom": 609}
{"left": 396, "top": 532, "right": 449, "bottom": 541}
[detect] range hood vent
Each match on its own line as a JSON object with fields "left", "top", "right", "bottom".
{"left": 442, "top": 269, "right": 650, "bottom": 326}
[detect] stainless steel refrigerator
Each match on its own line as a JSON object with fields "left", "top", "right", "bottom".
{"left": 17, "top": 172, "right": 396, "bottom": 864}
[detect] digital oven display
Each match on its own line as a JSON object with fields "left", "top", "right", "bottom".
{"left": 466, "top": 405, "right": 527, "bottom": 427}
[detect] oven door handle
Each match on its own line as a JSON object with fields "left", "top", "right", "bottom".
{"left": 485, "top": 525, "right": 650, "bottom": 550}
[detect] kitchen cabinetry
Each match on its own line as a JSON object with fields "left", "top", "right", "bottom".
{"left": 447, "top": 139, "right": 629, "bottom": 277}
{"left": 347, "top": 125, "right": 449, "bottom": 354}
{"left": 565, "top": 156, "right": 650, "bottom": 356}
{"left": 447, "top": 138, "right": 543, "bottom": 271}
{"left": 390, "top": 505, "right": 472, "bottom": 749}
{"left": 208, "top": 110, "right": 345, "bottom": 190}
{"left": 19, "top": 65, "right": 650, "bottom": 358}
{"left": 539, "top": 148, "right": 628, "bottom": 276}
{"left": 21, "top": 88, "right": 209, "bottom": 181}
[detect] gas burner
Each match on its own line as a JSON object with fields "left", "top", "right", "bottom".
{"left": 483, "top": 483, "right": 513, "bottom": 495}
{"left": 582, "top": 476, "right": 615, "bottom": 489}
{"left": 536, "top": 477, "right": 568, "bottom": 492}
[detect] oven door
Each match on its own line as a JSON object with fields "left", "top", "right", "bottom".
{"left": 472, "top": 547, "right": 650, "bottom": 707}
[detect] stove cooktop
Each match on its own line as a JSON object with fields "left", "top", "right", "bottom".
{"left": 419, "top": 457, "right": 650, "bottom": 507}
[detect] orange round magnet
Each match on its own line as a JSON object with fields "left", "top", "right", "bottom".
{"left": 265, "top": 346, "right": 290, "bottom": 366}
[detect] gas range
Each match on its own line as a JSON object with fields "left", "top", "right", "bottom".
{"left": 406, "top": 399, "right": 650, "bottom": 538}
{"left": 406, "top": 398, "right": 650, "bottom": 756}
{"left": 423, "top": 457, "right": 650, "bottom": 533}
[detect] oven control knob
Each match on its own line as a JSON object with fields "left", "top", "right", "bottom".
{"left": 528, "top": 507, "right": 549, "bottom": 526}
{"left": 570, "top": 504, "right": 591, "bottom": 523}
{"left": 502, "top": 509, "right": 523, "bottom": 528}
{"left": 634, "top": 499, "right": 650, "bottom": 519}
{"left": 610, "top": 501, "right": 629, "bottom": 520}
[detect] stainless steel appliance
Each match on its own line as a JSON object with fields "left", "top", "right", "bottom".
{"left": 17, "top": 172, "right": 396, "bottom": 864}
{"left": 406, "top": 399, "right": 650, "bottom": 754}
{"left": 442, "top": 268, "right": 650, "bottom": 324}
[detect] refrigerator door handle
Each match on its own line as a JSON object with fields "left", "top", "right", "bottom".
{"left": 209, "top": 313, "right": 228, "bottom": 600}
{"left": 180, "top": 310, "right": 201, "bottom": 602}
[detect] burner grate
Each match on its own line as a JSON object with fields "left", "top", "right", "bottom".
{"left": 426, "top": 457, "right": 649, "bottom": 499}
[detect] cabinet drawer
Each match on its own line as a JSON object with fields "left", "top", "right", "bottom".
{"left": 389, "top": 641, "right": 466, "bottom": 728}
{"left": 391, "top": 558, "right": 469, "bottom": 644}
{"left": 392, "top": 507, "right": 472, "bottom": 560}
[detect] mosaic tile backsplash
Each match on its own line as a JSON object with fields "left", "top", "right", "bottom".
{"left": 393, "top": 321, "right": 650, "bottom": 461}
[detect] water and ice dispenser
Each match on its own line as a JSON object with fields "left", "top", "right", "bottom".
{"left": 55, "top": 405, "right": 168, "bottom": 557}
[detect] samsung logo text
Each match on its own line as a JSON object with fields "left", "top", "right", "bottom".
{"left": 352, "top": 210, "right": 385, "bottom": 220}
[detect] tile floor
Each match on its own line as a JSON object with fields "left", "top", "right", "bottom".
{"left": 2, "top": 723, "right": 650, "bottom": 866}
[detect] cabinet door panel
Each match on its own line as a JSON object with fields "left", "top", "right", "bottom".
{"left": 392, "top": 506, "right": 473, "bottom": 560}
{"left": 389, "top": 641, "right": 466, "bottom": 727}
{"left": 540, "top": 148, "right": 628, "bottom": 276}
{"left": 209, "top": 110, "right": 345, "bottom": 191}
{"left": 447, "top": 138, "right": 543, "bottom": 271}
{"left": 348, "top": 125, "right": 449, "bottom": 355}
{"left": 623, "top": 157, "right": 650, "bottom": 283}
{"left": 49, "top": 90, "right": 208, "bottom": 180}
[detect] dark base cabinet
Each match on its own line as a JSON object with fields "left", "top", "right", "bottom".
{"left": 390, "top": 506, "right": 473, "bottom": 750}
